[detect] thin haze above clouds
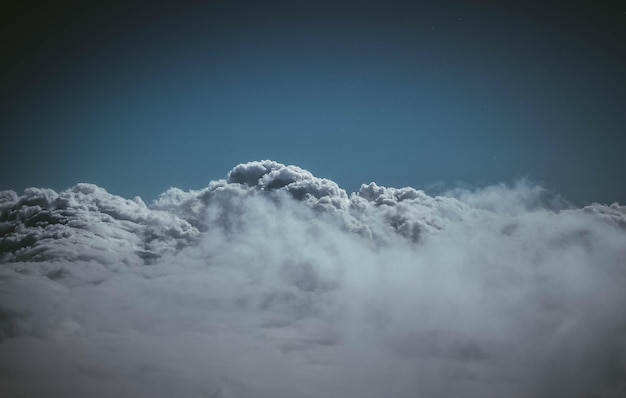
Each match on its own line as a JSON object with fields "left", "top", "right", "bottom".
{"left": 1, "top": 160, "right": 626, "bottom": 397}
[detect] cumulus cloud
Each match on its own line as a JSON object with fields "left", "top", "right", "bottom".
{"left": 1, "top": 160, "right": 626, "bottom": 397}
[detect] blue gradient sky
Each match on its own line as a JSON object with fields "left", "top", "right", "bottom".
{"left": 2, "top": 1, "right": 625, "bottom": 205}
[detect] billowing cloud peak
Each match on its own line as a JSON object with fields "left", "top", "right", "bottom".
{"left": 227, "top": 159, "right": 348, "bottom": 201}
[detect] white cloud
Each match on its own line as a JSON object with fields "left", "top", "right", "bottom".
{"left": 1, "top": 161, "right": 625, "bottom": 397}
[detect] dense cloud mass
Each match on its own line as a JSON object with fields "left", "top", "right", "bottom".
{"left": 1, "top": 160, "right": 626, "bottom": 397}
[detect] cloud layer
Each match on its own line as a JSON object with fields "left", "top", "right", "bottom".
{"left": 1, "top": 160, "right": 626, "bottom": 397}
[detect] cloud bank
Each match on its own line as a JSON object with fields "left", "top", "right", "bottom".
{"left": 1, "top": 160, "right": 626, "bottom": 397}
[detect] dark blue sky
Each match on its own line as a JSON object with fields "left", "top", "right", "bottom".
{"left": 2, "top": 1, "right": 625, "bottom": 205}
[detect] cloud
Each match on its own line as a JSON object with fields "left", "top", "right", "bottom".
{"left": 1, "top": 160, "right": 626, "bottom": 397}
{"left": 0, "top": 183, "right": 199, "bottom": 265}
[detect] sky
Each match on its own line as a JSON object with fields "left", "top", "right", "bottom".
{"left": 1, "top": 160, "right": 626, "bottom": 397}
{"left": 1, "top": 1, "right": 625, "bottom": 205}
